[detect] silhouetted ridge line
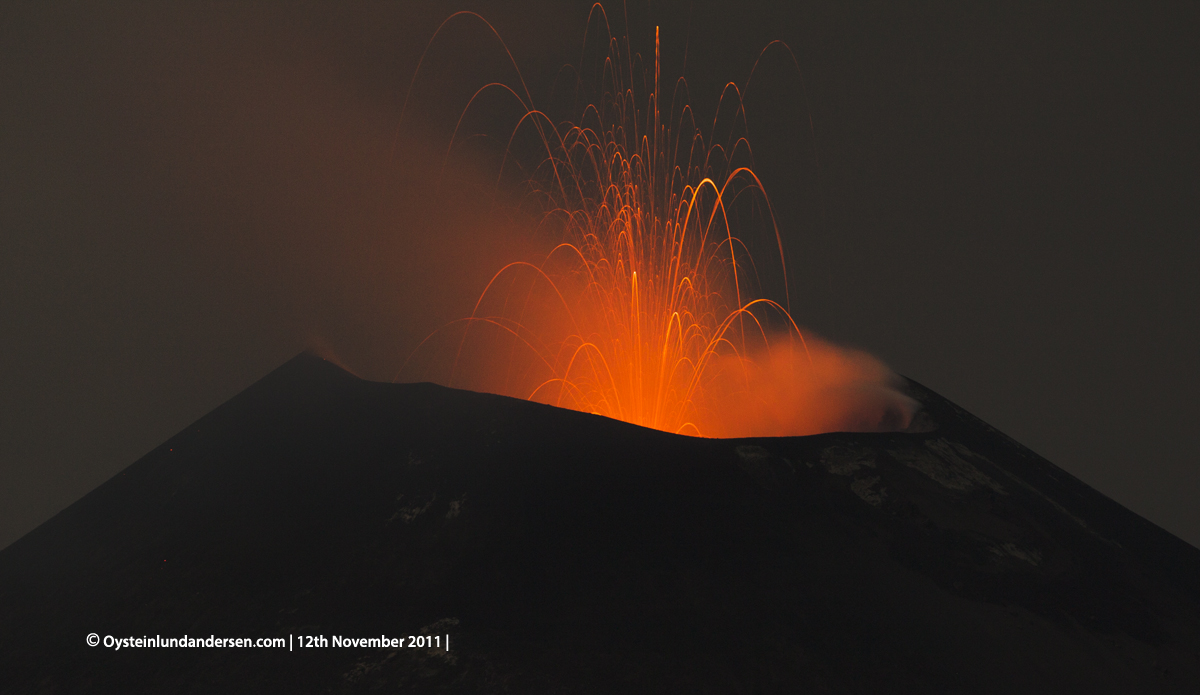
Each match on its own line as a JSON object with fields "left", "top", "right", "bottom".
{"left": 1, "top": 353, "right": 1197, "bottom": 694}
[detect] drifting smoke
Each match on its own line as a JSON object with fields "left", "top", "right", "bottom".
{"left": 698, "top": 336, "right": 917, "bottom": 438}
{"left": 398, "top": 8, "right": 921, "bottom": 438}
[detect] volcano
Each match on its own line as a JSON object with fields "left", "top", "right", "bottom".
{"left": 2, "top": 353, "right": 1198, "bottom": 693}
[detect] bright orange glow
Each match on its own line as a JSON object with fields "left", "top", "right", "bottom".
{"left": 400, "top": 10, "right": 915, "bottom": 437}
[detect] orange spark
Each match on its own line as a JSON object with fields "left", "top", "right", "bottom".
{"left": 399, "top": 8, "right": 915, "bottom": 437}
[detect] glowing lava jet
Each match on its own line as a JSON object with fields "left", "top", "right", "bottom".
{"left": 401, "top": 9, "right": 914, "bottom": 437}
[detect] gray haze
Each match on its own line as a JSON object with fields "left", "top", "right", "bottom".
{"left": 1, "top": 1, "right": 1197, "bottom": 549}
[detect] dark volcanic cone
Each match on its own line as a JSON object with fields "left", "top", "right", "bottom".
{"left": 2, "top": 354, "right": 1198, "bottom": 693}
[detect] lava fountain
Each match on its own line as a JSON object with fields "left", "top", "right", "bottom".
{"left": 398, "top": 8, "right": 915, "bottom": 437}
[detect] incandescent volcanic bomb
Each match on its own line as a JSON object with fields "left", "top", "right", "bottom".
{"left": 2, "top": 353, "right": 1198, "bottom": 693}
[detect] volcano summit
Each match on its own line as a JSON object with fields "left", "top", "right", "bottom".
{"left": 1, "top": 353, "right": 1198, "bottom": 693}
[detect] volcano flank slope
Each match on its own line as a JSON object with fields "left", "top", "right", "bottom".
{"left": 2, "top": 354, "right": 1198, "bottom": 693}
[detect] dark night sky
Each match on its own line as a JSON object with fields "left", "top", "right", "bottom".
{"left": 1, "top": 1, "right": 1196, "bottom": 551}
